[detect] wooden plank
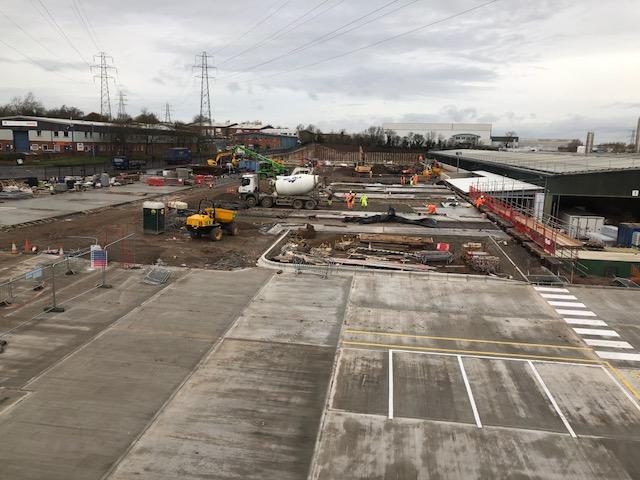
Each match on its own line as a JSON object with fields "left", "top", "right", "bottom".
{"left": 359, "top": 233, "right": 433, "bottom": 246}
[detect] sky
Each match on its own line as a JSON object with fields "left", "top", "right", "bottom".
{"left": 0, "top": 0, "right": 639, "bottom": 142}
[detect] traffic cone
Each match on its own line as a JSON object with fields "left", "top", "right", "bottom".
{"left": 24, "top": 239, "right": 31, "bottom": 253}
{"left": 11, "top": 242, "right": 18, "bottom": 254}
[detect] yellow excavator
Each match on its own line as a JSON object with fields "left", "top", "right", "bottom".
{"left": 354, "top": 145, "right": 372, "bottom": 176}
{"left": 207, "top": 151, "right": 239, "bottom": 168}
{"left": 422, "top": 160, "right": 443, "bottom": 181}
{"left": 185, "top": 199, "right": 239, "bottom": 241}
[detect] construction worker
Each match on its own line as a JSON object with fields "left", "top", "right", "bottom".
{"left": 360, "top": 193, "right": 368, "bottom": 209}
{"left": 345, "top": 191, "right": 355, "bottom": 210}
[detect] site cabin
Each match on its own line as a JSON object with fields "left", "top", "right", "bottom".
{"left": 238, "top": 173, "right": 320, "bottom": 210}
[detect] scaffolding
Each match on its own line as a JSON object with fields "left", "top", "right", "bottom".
{"left": 469, "top": 184, "right": 583, "bottom": 281}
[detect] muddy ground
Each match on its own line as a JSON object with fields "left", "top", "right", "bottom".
{"left": 0, "top": 182, "right": 275, "bottom": 271}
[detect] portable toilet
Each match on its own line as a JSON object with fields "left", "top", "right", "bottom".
{"left": 143, "top": 201, "right": 165, "bottom": 235}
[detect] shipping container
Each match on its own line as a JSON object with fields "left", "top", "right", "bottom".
{"left": 617, "top": 223, "right": 640, "bottom": 247}
{"left": 560, "top": 212, "right": 604, "bottom": 239}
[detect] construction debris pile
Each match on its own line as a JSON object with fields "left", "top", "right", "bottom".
{"left": 272, "top": 229, "right": 453, "bottom": 272}
{"left": 463, "top": 242, "right": 501, "bottom": 274}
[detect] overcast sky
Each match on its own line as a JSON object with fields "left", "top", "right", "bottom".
{"left": 1, "top": 0, "right": 639, "bottom": 141}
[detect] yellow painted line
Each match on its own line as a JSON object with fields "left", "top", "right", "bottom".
{"left": 341, "top": 340, "right": 600, "bottom": 364}
{"left": 344, "top": 329, "right": 590, "bottom": 351}
{"left": 604, "top": 361, "right": 640, "bottom": 402}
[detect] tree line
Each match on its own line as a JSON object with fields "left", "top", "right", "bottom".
{"left": 297, "top": 124, "right": 455, "bottom": 149}
{"left": 0, "top": 92, "right": 205, "bottom": 126}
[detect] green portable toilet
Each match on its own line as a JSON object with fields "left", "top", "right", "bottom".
{"left": 143, "top": 201, "right": 165, "bottom": 235}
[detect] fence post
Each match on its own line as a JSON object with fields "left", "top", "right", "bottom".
{"left": 44, "top": 264, "right": 65, "bottom": 313}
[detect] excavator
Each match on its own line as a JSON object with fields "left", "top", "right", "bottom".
{"left": 207, "top": 151, "right": 239, "bottom": 169}
{"left": 354, "top": 145, "right": 372, "bottom": 176}
{"left": 185, "top": 199, "right": 239, "bottom": 241}
{"left": 422, "top": 160, "right": 443, "bottom": 181}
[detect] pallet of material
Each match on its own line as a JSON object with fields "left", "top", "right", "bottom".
{"left": 359, "top": 233, "right": 433, "bottom": 246}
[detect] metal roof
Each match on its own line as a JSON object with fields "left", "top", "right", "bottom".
{"left": 444, "top": 170, "right": 543, "bottom": 194}
{"left": 437, "top": 149, "right": 640, "bottom": 175}
{"left": 0, "top": 115, "right": 174, "bottom": 131}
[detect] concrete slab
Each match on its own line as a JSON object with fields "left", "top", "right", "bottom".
{"left": 108, "top": 338, "right": 334, "bottom": 480}
{"left": 228, "top": 273, "right": 351, "bottom": 347}
{"left": 461, "top": 357, "right": 566, "bottom": 432}
{"left": 331, "top": 348, "right": 389, "bottom": 417}
{"left": 344, "top": 274, "right": 584, "bottom": 352}
{"left": 0, "top": 184, "right": 189, "bottom": 226}
{"left": 310, "top": 411, "right": 639, "bottom": 479}
{"left": 535, "top": 363, "right": 640, "bottom": 439}
{"left": 393, "top": 351, "right": 474, "bottom": 424}
{"left": 568, "top": 287, "right": 640, "bottom": 366}
{"left": 0, "top": 268, "right": 272, "bottom": 480}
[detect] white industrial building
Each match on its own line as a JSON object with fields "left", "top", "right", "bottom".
{"left": 382, "top": 122, "right": 492, "bottom": 145}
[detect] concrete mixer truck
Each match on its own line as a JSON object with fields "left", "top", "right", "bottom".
{"left": 238, "top": 173, "right": 325, "bottom": 209}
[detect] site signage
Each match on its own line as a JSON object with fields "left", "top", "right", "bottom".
{"left": 1, "top": 120, "right": 38, "bottom": 127}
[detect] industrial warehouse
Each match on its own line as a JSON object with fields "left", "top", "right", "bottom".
{"left": 1, "top": 0, "right": 640, "bottom": 479}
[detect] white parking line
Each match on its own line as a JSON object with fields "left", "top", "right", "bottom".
{"left": 573, "top": 328, "right": 620, "bottom": 338}
{"left": 457, "top": 356, "right": 482, "bottom": 428}
{"left": 585, "top": 339, "right": 633, "bottom": 349}
{"left": 564, "top": 318, "right": 608, "bottom": 327}
{"left": 557, "top": 309, "right": 596, "bottom": 316}
{"left": 527, "top": 360, "right": 577, "bottom": 438}
{"left": 547, "top": 301, "right": 587, "bottom": 308}
{"left": 534, "top": 286, "right": 569, "bottom": 293}
{"left": 596, "top": 351, "right": 640, "bottom": 362}
{"left": 388, "top": 349, "right": 394, "bottom": 420}
{"left": 540, "top": 293, "right": 578, "bottom": 300}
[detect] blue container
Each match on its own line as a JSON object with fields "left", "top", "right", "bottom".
{"left": 239, "top": 159, "right": 258, "bottom": 171}
{"left": 617, "top": 222, "right": 640, "bottom": 247}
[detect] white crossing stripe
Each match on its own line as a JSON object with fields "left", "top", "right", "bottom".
{"left": 534, "top": 286, "right": 569, "bottom": 293}
{"left": 596, "top": 351, "right": 640, "bottom": 362}
{"left": 564, "top": 318, "right": 608, "bottom": 327}
{"left": 547, "top": 301, "right": 587, "bottom": 308}
{"left": 573, "top": 328, "right": 620, "bottom": 337}
{"left": 584, "top": 339, "right": 633, "bottom": 349}
{"left": 527, "top": 361, "right": 576, "bottom": 438}
{"left": 540, "top": 293, "right": 577, "bottom": 300}
{"left": 557, "top": 309, "right": 596, "bottom": 316}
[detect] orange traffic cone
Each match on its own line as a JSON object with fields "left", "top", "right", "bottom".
{"left": 11, "top": 242, "right": 18, "bottom": 254}
{"left": 24, "top": 239, "right": 31, "bottom": 253}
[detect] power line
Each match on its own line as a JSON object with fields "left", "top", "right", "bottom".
{"left": 213, "top": 0, "right": 290, "bottom": 56}
{"left": 223, "top": 0, "right": 501, "bottom": 85}
{"left": 269, "top": 0, "right": 346, "bottom": 42}
{"left": 217, "top": 0, "right": 332, "bottom": 67}
{"left": 219, "top": 0, "right": 406, "bottom": 79}
{"left": 75, "top": 0, "right": 101, "bottom": 50}
{"left": 0, "top": 7, "right": 65, "bottom": 62}
{"left": 0, "top": 37, "right": 88, "bottom": 84}
{"left": 71, "top": 0, "right": 100, "bottom": 51}
{"left": 32, "top": 0, "right": 91, "bottom": 67}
